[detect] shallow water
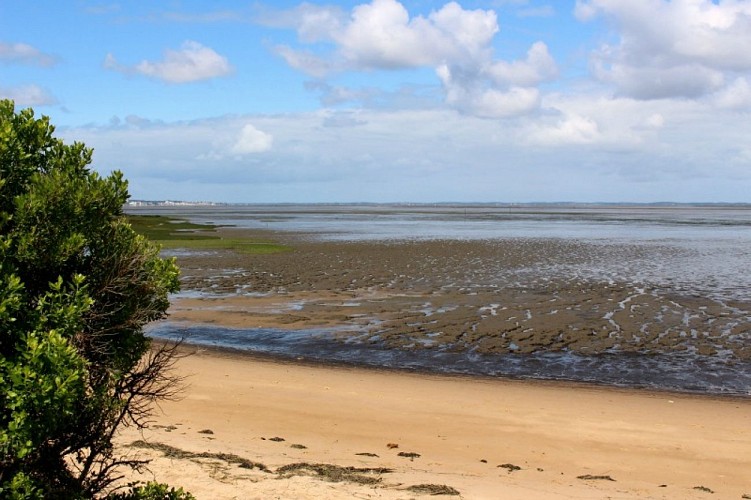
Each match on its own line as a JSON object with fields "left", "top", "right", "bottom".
{"left": 148, "top": 321, "right": 751, "bottom": 396}
{"left": 133, "top": 204, "right": 751, "bottom": 395}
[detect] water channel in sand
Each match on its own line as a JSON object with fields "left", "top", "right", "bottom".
{"left": 133, "top": 204, "right": 751, "bottom": 395}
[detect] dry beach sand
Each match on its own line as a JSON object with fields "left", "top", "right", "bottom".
{"left": 116, "top": 227, "right": 751, "bottom": 498}
{"left": 117, "top": 346, "right": 751, "bottom": 499}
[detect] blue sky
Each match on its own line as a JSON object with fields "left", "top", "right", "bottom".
{"left": 2, "top": 0, "right": 751, "bottom": 203}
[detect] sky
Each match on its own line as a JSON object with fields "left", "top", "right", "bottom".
{"left": 2, "top": 0, "right": 751, "bottom": 203}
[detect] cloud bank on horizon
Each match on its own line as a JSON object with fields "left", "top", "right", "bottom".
{"left": 1, "top": 0, "right": 750, "bottom": 203}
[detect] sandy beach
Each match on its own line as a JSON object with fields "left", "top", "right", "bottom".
{"left": 116, "top": 345, "right": 751, "bottom": 499}
{"left": 114, "top": 223, "right": 751, "bottom": 498}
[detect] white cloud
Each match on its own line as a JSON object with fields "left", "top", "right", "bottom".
{"left": 61, "top": 103, "right": 751, "bottom": 203}
{"left": 521, "top": 92, "right": 682, "bottom": 148}
{"left": 0, "top": 42, "right": 57, "bottom": 66}
{"left": 275, "top": 46, "right": 333, "bottom": 78}
{"left": 293, "top": 4, "right": 346, "bottom": 43}
{"left": 231, "top": 124, "right": 273, "bottom": 154}
{"left": 256, "top": 3, "right": 345, "bottom": 42}
{"left": 0, "top": 84, "right": 57, "bottom": 106}
{"left": 336, "top": 0, "right": 498, "bottom": 69}
{"left": 273, "top": 0, "right": 499, "bottom": 71}
{"left": 577, "top": 0, "right": 751, "bottom": 100}
{"left": 438, "top": 63, "right": 540, "bottom": 118}
{"left": 526, "top": 113, "right": 601, "bottom": 145}
{"left": 436, "top": 40, "right": 553, "bottom": 118}
{"left": 714, "top": 77, "right": 751, "bottom": 110}
{"left": 105, "top": 41, "right": 233, "bottom": 83}
{"left": 594, "top": 62, "right": 725, "bottom": 100}
{"left": 268, "top": 0, "right": 556, "bottom": 118}
{"left": 486, "top": 41, "right": 557, "bottom": 87}
{"left": 644, "top": 113, "right": 665, "bottom": 129}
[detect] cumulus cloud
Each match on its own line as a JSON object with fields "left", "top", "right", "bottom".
{"left": 334, "top": 0, "right": 498, "bottom": 69}
{"left": 105, "top": 41, "right": 233, "bottom": 83}
{"left": 272, "top": 0, "right": 499, "bottom": 72}
{"left": 576, "top": 0, "right": 751, "bottom": 100}
{"left": 438, "top": 64, "right": 541, "bottom": 117}
{"left": 0, "top": 84, "right": 57, "bottom": 106}
{"left": 267, "top": 0, "right": 557, "bottom": 118}
{"left": 0, "top": 41, "right": 57, "bottom": 66}
{"left": 486, "top": 41, "right": 557, "bottom": 87}
{"left": 230, "top": 124, "right": 273, "bottom": 154}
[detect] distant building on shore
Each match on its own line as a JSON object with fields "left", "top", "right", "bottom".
{"left": 126, "top": 200, "right": 220, "bottom": 207}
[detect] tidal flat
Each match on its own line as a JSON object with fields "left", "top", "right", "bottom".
{"left": 133, "top": 209, "right": 751, "bottom": 394}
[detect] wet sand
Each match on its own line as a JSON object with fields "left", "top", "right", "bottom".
{"left": 172, "top": 228, "right": 750, "bottom": 359}
{"left": 117, "top": 345, "right": 751, "bottom": 499}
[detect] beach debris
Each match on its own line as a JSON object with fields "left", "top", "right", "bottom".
{"left": 405, "top": 484, "right": 460, "bottom": 496}
{"left": 129, "top": 440, "right": 271, "bottom": 472}
{"left": 480, "top": 459, "right": 488, "bottom": 463}
{"left": 198, "top": 429, "right": 214, "bottom": 435}
{"left": 741, "top": 494, "right": 751, "bottom": 499}
{"left": 577, "top": 474, "right": 615, "bottom": 481}
{"left": 355, "top": 452, "right": 379, "bottom": 457}
{"left": 387, "top": 442, "right": 399, "bottom": 449}
{"left": 269, "top": 436, "right": 286, "bottom": 442}
{"left": 497, "top": 463, "right": 521, "bottom": 472}
{"left": 397, "top": 452, "right": 421, "bottom": 460}
{"left": 154, "top": 424, "right": 177, "bottom": 432}
{"left": 276, "top": 462, "right": 393, "bottom": 485}
{"left": 693, "top": 486, "right": 714, "bottom": 493}
{"left": 290, "top": 443, "right": 307, "bottom": 449}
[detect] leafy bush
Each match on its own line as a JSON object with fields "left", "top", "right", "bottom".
{"left": 0, "top": 100, "right": 185, "bottom": 497}
{"left": 109, "top": 482, "right": 196, "bottom": 500}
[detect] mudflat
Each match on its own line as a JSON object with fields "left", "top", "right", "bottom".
{"left": 172, "top": 228, "right": 749, "bottom": 359}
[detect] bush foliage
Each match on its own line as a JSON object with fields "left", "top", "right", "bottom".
{"left": 0, "top": 100, "right": 184, "bottom": 498}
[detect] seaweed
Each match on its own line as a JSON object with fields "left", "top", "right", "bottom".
{"left": 497, "top": 463, "right": 521, "bottom": 472}
{"left": 406, "top": 484, "right": 461, "bottom": 496}
{"left": 577, "top": 474, "right": 615, "bottom": 481}
{"left": 276, "top": 462, "right": 393, "bottom": 485}
{"left": 129, "top": 440, "right": 271, "bottom": 473}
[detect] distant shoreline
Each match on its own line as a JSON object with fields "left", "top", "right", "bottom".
{"left": 127, "top": 200, "right": 751, "bottom": 208}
